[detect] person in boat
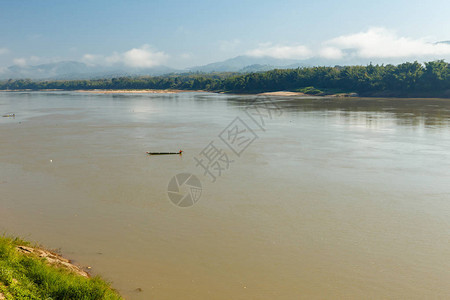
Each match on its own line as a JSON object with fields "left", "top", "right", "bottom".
{"left": 146, "top": 150, "right": 183, "bottom": 155}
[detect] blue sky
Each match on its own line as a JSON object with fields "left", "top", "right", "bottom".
{"left": 1, "top": 0, "right": 450, "bottom": 69}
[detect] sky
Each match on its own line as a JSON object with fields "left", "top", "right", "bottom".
{"left": 1, "top": 0, "right": 450, "bottom": 70}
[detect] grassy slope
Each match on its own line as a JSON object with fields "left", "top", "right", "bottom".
{"left": 0, "top": 236, "right": 122, "bottom": 300}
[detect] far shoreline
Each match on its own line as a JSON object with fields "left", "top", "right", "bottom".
{"left": 75, "top": 89, "right": 205, "bottom": 94}
{"left": 1, "top": 89, "right": 449, "bottom": 99}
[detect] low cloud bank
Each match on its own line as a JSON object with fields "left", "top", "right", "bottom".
{"left": 82, "top": 45, "right": 169, "bottom": 68}
{"left": 246, "top": 27, "right": 450, "bottom": 61}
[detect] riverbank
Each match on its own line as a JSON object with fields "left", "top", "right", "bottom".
{"left": 81, "top": 88, "right": 450, "bottom": 98}
{"left": 1, "top": 88, "right": 450, "bottom": 98}
{"left": 75, "top": 89, "right": 204, "bottom": 94}
{"left": 4, "top": 87, "right": 450, "bottom": 99}
{"left": 257, "top": 90, "right": 359, "bottom": 97}
{"left": 0, "top": 235, "right": 122, "bottom": 299}
{"left": 1, "top": 60, "right": 448, "bottom": 99}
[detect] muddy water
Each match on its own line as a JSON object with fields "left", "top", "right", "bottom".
{"left": 1, "top": 91, "right": 450, "bottom": 299}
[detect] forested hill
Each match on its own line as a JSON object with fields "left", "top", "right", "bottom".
{"left": 1, "top": 60, "right": 449, "bottom": 97}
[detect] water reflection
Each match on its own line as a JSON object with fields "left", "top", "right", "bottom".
{"left": 224, "top": 96, "right": 450, "bottom": 129}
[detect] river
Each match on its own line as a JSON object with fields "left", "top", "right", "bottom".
{"left": 1, "top": 91, "right": 450, "bottom": 299}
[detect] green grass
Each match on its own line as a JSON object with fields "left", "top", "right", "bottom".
{"left": 0, "top": 235, "right": 122, "bottom": 300}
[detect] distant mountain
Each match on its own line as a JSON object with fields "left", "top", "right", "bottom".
{"left": 187, "top": 55, "right": 372, "bottom": 73}
{"left": 0, "top": 56, "right": 312, "bottom": 80}
{"left": 51, "top": 65, "right": 177, "bottom": 80}
{"left": 189, "top": 55, "right": 310, "bottom": 73}
{"left": 3, "top": 61, "right": 90, "bottom": 79}
{"left": 0, "top": 61, "right": 179, "bottom": 80}
{"left": 2, "top": 46, "right": 449, "bottom": 80}
{"left": 239, "top": 64, "right": 278, "bottom": 73}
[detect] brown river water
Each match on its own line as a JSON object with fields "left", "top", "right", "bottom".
{"left": 1, "top": 91, "right": 450, "bottom": 299}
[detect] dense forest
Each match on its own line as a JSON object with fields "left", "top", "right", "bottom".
{"left": 1, "top": 60, "right": 449, "bottom": 97}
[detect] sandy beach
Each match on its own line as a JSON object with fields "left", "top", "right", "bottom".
{"left": 257, "top": 91, "right": 309, "bottom": 96}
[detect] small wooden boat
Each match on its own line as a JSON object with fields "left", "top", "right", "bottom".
{"left": 147, "top": 150, "right": 183, "bottom": 155}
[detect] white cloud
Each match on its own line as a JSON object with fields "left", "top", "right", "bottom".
{"left": 245, "top": 28, "right": 450, "bottom": 63}
{"left": 318, "top": 47, "right": 343, "bottom": 60}
{"left": 29, "top": 56, "right": 41, "bottom": 64}
{"left": 326, "top": 27, "right": 450, "bottom": 59}
{"left": 82, "top": 54, "right": 107, "bottom": 66}
{"left": 82, "top": 45, "right": 168, "bottom": 68}
{"left": 10, "top": 56, "right": 51, "bottom": 67}
{"left": 123, "top": 45, "right": 168, "bottom": 68}
{"left": 13, "top": 58, "right": 27, "bottom": 67}
{"left": 104, "top": 52, "right": 122, "bottom": 65}
{"left": 0, "top": 48, "right": 9, "bottom": 55}
{"left": 246, "top": 43, "right": 312, "bottom": 59}
{"left": 81, "top": 54, "right": 97, "bottom": 64}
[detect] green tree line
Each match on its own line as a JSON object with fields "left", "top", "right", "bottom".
{"left": 1, "top": 60, "right": 449, "bottom": 97}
